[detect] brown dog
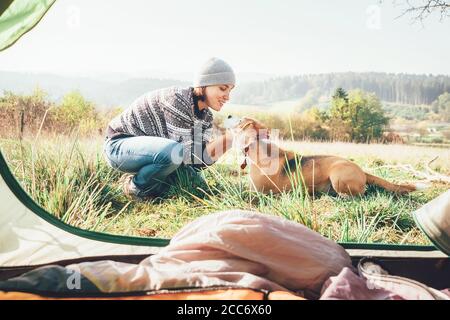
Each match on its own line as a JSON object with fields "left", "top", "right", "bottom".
{"left": 233, "top": 118, "right": 421, "bottom": 196}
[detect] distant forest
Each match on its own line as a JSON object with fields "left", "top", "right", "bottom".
{"left": 0, "top": 71, "right": 449, "bottom": 108}
{"left": 232, "top": 73, "right": 450, "bottom": 106}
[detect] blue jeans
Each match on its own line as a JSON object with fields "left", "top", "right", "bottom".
{"left": 103, "top": 136, "right": 201, "bottom": 197}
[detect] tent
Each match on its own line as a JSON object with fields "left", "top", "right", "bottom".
{"left": 0, "top": 1, "right": 449, "bottom": 300}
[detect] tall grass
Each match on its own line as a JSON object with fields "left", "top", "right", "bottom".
{"left": 1, "top": 134, "right": 448, "bottom": 244}
{"left": 1, "top": 136, "right": 129, "bottom": 230}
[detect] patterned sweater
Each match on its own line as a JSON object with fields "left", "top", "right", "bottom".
{"left": 106, "top": 86, "right": 215, "bottom": 166}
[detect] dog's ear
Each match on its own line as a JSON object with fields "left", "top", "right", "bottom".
{"left": 251, "top": 119, "right": 266, "bottom": 130}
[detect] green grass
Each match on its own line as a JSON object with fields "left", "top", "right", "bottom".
{"left": 1, "top": 135, "right": 448, "bottom": 245}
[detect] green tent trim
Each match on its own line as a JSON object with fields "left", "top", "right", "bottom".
{"left": 0, "top": 0, "right": 56, "bottom": 51}
{"left": 0, "top": 150, "right": 170, "bottom": 247}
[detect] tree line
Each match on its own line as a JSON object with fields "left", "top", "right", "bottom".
{"left": 232, "top": 72, "right": 450, "bottom": 106}
{"left": 1, "top": 87, "right": 448, "bottom": 143}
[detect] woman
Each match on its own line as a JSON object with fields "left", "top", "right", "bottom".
{"left": 103, "top": 57, "right": 236, "bottom": 200}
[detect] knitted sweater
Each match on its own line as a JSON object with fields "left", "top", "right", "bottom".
{"left": 106, "top": 86, "right": 215, "bottom": 166}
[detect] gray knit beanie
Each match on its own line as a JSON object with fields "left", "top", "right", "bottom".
{"left": 193, "top": 57, "right": 236, "bottom": 87}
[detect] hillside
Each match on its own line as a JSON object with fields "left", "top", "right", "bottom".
{"left": 1, "top": 71, "right": 449, "bottom": 111}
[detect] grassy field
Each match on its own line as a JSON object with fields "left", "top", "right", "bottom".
{"left": 1, "top": 135, "right": 449, "bottom": 245}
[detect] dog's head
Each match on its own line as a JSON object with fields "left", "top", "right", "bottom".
{"left": 233, "top": 117, "right": 270, "bottom": 148}
{"left": 228, "top": 117, "right": 270, "bottom": 169}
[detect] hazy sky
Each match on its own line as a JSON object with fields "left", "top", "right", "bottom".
{"left": 0, "top": 0, "right": 449, "bottom": 77}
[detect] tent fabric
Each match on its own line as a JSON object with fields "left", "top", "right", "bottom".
{"left": 414, "top": 190, "right": 450, "bottom": 255}
{"left": 0, "top": 0, "right": 56, "bottom": 51}
{"left": 0, "top": 172, "right": 160, "bottom": 267}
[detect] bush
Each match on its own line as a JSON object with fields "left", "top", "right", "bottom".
{"left": 0, "top": 89, "right": 123, "bottom": 138}
{"left": 50, "top": 91, "right": 97, "bottom": 133}
{"left": 0, "top": 87, "right": 53, "bottom": 138}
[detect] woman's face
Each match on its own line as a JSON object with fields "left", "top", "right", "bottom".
{"left": 204, "top": 84, "right": 234, "bottom": 112}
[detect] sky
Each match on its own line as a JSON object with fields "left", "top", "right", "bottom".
{"left": 0, "top": 0, "right": 449, "bottom": 78}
